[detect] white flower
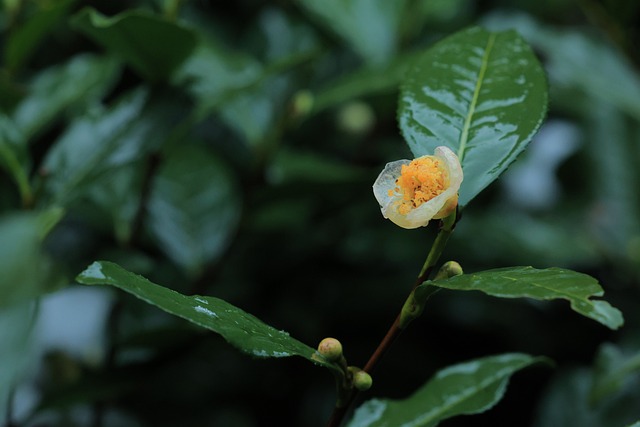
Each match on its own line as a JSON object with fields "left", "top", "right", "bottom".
{"left": 373, "top": 146, "right": 463, "bottom": 229}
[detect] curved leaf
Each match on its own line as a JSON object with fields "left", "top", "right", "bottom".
{"left": 71, "top": 8, "right": 197, "bottom": 81}
{"left": 348, "top": 353, "right": 548, "bottom": 427}
{"left": 428, "top": 267, "right": 623, "bottom": 330}
{"left": 399, "top": 26, "right": 548, "bottom": 206}
{"left": 75, "top": 261, "right": 337, "bottom": 371}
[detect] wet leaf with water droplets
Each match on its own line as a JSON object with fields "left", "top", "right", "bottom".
{"left": 426, "top": 266, "right": 623, "bottom": 330}
{"left": 76, "top": 261, "right": 339, "bottom": 371}
{"left": 399, "top": 26, "right": 548, "bottom": 206}
{"left": 348, "top": 353, "right": 549, "bottom": 427}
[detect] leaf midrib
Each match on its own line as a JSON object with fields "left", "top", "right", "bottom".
{"left": 457, "top": 33, "right": 496, "bottom": 162}
{"left": 494, "top": 272, "right": 595, "bottom": 304}
{"left": 411, "top": 363, "right": 526, "bottom": 427}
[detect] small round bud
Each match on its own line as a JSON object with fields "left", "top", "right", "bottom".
{"left": 317, "top": 337, "right": 343, "bottom": 362}
{"left": 349, "top": 367, "right": 373, "bottom": 391}
{"left": 291, "top": 90, "right": 314, "bottom": 119}
{"left": 434, "top": 260, "right": 463, "bottom": 280}
{"left": 337, "top": 101, "right": 375, "bottom": 136}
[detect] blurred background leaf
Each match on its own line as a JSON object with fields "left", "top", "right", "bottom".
{"left": 12, "top": 54, "right": 121, "bottom": 140}
{"left": 4, "top": 0, "right": 77, "bottom": 73}
{"left": 0, "top": 1, "right": 638, "bottom": 426}
{"left": 70, "top": 7, "right": 197, "bottom": 81}
{"left": 146, "top": 143, "right": 242, "bottom": 277}
{"left": 296, "top": 0, "right": 407, "bottom": 65}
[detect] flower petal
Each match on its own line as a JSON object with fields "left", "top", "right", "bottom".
{"left": 372, "top": 146, "right": 463, "bottom": 229}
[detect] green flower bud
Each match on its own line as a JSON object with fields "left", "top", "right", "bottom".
{"left": 291, "top": 90, "right": 314, "bottom": 119}
{"left": 337, "top": 101, "right": 375, "bottom": 136}
{"left": 434, "top": 260, "right": 463, "bottom": 280}
{"left": 348, "top": 366, "right": 373, "bottom": 391}
{"left": 317, "top": 337, "right": 343, "bottom": 362}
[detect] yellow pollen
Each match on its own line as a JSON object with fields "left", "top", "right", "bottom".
{"left": 394, "top": 157, "right": 446, "bottom": 215}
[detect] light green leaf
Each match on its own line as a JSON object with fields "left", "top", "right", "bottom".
{"left": 70, "top": 7, "right": 197, "bottom": 81}
{"left": 399, "top": 26, "right": 548, "bottom": 206}
{"left": 297, "top": 0, "right": 407, "bottom": 65}
{"left": 13, "top": 54, "right": 121, "bottom": 139}
{"left": 348, "top": 353, "right": 548, "bottom": 427}
{"left": 626, "top": 422, "right": 640, "bottom": 427}
{"left": 4, "top": 0, "right": 77, "bottom": 72}
{"left": 147, "top": 144, "right": 242, "bottom": 277}
{"left": 75, "top": 261, "right": 337, "bottom": 370}
{"left": 428, "top": 267, "right": 623, "bottom": 330}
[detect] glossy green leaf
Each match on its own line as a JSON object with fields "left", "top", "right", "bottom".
{"left": 626, "top": 422, "right": 640, "bottom": 427}
{"left": 399, "top": 26, "right": 548, "bottom": 206}
{"left": 147, "top": 144, "right": 242, "bottom": 277}
{"left": 428, "top": 267, "right": 623, "bottom": 330}
{"left": 4, "top": 0, "right": 77, "bottom": 72}
{"left": 348, "top": 353, "right": 548, "bottom": 427}
{"left": 71, "top": 7, "right": 197, "bottom": 81}
{"left": 13, "top": 54, "right": 121, "bottom": 139}
{"left": 297, "top": 0, "right": 407, "bottom": 64}
{"left": 75, "top": 261, "right": 337, "bottom": 370}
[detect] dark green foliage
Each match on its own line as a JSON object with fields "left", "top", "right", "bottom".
{"left": 1, "top": 1, "right": 639, "bottom": 426}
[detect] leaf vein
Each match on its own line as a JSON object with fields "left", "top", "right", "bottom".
{"left": 457, "top": 33, "right": 496, "bottom": 162}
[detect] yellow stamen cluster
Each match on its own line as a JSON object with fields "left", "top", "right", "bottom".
{"left": 388, "top": 157, "right": 446, "bottom": 215}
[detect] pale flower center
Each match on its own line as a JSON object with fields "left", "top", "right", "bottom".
{"left": 388, "top": 157, "right": 447, "bottom": 215}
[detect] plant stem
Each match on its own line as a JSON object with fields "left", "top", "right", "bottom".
{"left": 325, "top": 212, "right": 457, "bottom": 427}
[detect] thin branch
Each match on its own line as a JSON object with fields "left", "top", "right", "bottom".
{"left": 325, "top": 212, "right": 458, "bottom": 427}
